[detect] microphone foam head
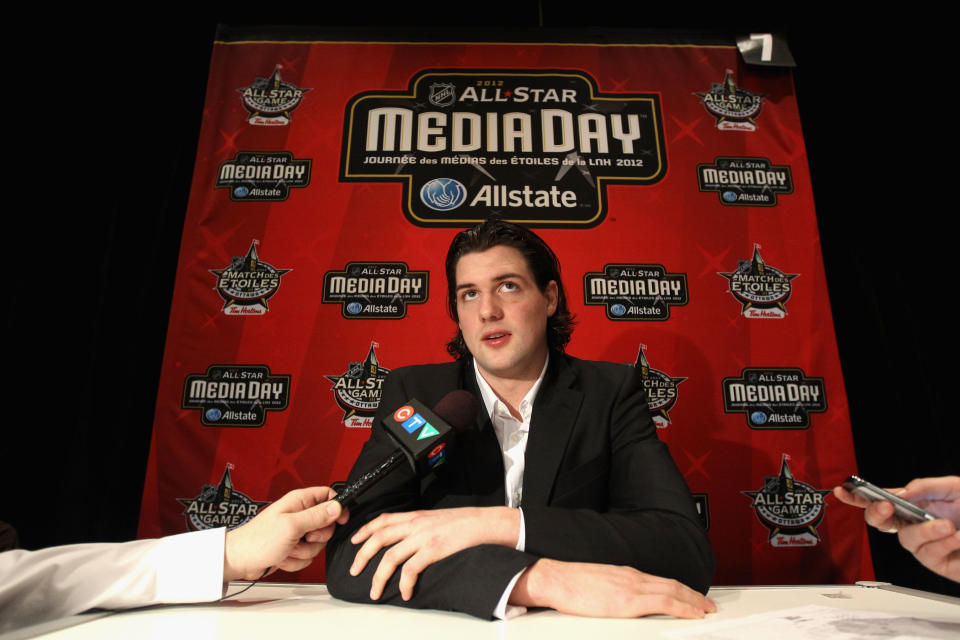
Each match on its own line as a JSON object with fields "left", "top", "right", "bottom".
{"left": 433, "top": 390, "right": 480, "bottom": 433}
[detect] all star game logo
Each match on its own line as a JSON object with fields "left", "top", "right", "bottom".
{"left": 322, "top": 262, "right": 428, "bottom": 319}
{"left": 697, "top": 157, "right": 792, "bottom": 206}
{"left": 719, "top": 246, "right": 798, "bottom": 319}
{"left": 326, "top": 342, "right": 390, "bottom": 428}
{"left": 583, "top": 264, "right": 688, "bottom": 320}
{"left": 743, "top": 455, "right": 830, "bottom": 547}
{"left": 722, "top": 367, "right": 826, "bottom": 429}
{"left": 634, "top": 345, "right": 686, "bottom": 428}
{"left": 177, "top": 465, "right": 270, "bottom": 531}
{"left": 215, "top": 152, "right": 311, "bottom": 201}
{"left": 210, "top": 241, "right": 291, "bottom": 316}
{"left": 182, "top": 365, "right": 291, "bottom": 427}
{"left": 237, "top": 66, "right": 311, "bottom": 126}
{"left": 341, "top": 69, "right": 666, "bottom": 227}
{"left": 695, "top": 70, "right": 764, "bottom": 131}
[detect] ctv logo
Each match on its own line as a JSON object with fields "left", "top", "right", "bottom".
{"left": 394, "top": 405, "right": 440, "bottom": 440}
{"left": 427, "top": 443, "right": 446, "bottom": 467}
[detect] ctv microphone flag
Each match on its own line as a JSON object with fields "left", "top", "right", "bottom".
{"left": 384, "top": 399, "right": 452, "bottom": 472}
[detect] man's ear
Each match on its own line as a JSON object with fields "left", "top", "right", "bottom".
{"left": 545, "top": 281, "right": 559, "bottom": 317}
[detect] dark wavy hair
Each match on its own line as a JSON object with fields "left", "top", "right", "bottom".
{"left": 444, "top": 218, "right": 575, "bottom": 358}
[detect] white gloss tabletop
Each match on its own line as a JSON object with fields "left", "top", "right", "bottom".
{"left": 10, "top": 582, "right": 959, "bottom": 640}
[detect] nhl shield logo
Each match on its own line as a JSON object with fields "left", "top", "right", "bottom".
{"left": 428, "top": 82, "right": 456, "bottom": 107}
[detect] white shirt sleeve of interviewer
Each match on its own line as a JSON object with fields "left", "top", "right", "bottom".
{"left": 0, "top": 527, "right": 226, "bottom": 633}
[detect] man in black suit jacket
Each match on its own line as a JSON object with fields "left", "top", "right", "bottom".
{"left": 326, "top": 219, "right": 714, "bottom": 619}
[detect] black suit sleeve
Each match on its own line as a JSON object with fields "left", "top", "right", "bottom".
{"left": 325, "top": 368, "right": 536, "bottom": 619}
{"left": 522, "top": 364, "right": 715, "bottom": 593}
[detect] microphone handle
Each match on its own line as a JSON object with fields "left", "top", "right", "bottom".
{"left": 333, "top": 449, "right": 407, "bottom": 509}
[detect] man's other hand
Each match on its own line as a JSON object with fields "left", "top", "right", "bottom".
{"left": 349, "top": 507, "right": 520, "bottom": 600}
{"left": 223, "top": 486, "right": 350, "bottom": 582}
{"left": 509, "top": 558, "right": 717, "bottom": 618}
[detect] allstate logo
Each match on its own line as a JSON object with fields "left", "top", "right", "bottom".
{"left": 750, "top": 411, "right": 767, "bottom": 425}
{"left": 722, "top": 191, "right": 738, "bottom": 203}
{"left": 420, "top": 178, "right": 466, "bottom": 211}
{"left": 205, "top": 408, "right": 223, "bottom": 422}
{"left": 610, "top": 303, "right": 627, "bottom": 317}
{"left": 346, "top": 302, "right": 362, "bottom": 314}
{"left": 233, "top": 186, "right": 249, "bottom": 198}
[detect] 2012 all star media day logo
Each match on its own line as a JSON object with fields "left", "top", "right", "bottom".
{"left": 697, "top": 157, "right": 792, "bottom": 206}
{"left": 341, "top": 69, "right": 666, "bottom": 227}
{"left": 722, "top": 367, "right": 825, "bottom": 429}
{"left": 326, "top": 342, "right": 390, "bottom": 428}
{"left": 583, "top": 264, "right": 688, "bottom": 320}
{"left": 237, "top": 67, "right": 311, "bottom": 126}
{"left": 743, "top": 455, "right": 830, "bottom": 547}
{"left": 182, "top": 365, "right": 291, "bottom": 427}
{"left": 635, "top": 346, "right": 685, "bottom": 428}
{"left": 322, "top": 262, "right": 428, "bottom": 319}
{"left": 215, "top": 152, "right": 311, "bottom": 201}
{"left": 177, "top": 466, "right": 270, "bottom": 531}
{"left": 210, "top": 241, "right": 291, "bottom": 316}
{"left": 719, "top": 246, "right": 798, "bottom": 319}
{"left": 695, "top": 70, "right": 764, "bottom": 131}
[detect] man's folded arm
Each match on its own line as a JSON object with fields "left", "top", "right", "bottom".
{"left": 522, "top": 503, "right": 714, "bottom": 593}
{"left": 326, "top": 540, "right": 535, "bottom": 618}
{"left": 520, "top": 437, "right": 714, "bottom": 593}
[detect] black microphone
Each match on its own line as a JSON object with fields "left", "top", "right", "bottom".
{"left": 333, "top": 390, "right": 479, "bottom": 509}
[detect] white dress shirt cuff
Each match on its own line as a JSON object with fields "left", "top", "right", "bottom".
{"left": 154, "top": 527, "right": 227, "bottom": 603}
{"left": 491, "top": 508, "right": 528, "bottom": 620}
{"left": 515, "top": 507, "right": 526, "bottom": 551}
{"left": 492, "top": 570, "right": 528, "bottom": 620}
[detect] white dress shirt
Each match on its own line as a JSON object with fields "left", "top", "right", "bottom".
{"left": 473, "top": 354, "right": 549, "bottom": 619}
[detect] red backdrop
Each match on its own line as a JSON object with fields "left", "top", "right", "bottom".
{"left": 138, "top": 30, "right": 872, "bottom": 586}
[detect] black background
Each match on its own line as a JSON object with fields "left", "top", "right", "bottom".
{"left": 5, "top": 4, "right": 957, "bottom": 597}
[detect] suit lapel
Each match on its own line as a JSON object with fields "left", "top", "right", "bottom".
{"left": 522, "top": 354, "right": 583, "bottom": 506}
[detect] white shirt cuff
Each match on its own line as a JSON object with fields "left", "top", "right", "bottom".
{"left": 154, "top": 527, "right": 227, "bottom": 603}
{"left": 491, "top": 508, "right": 528, "bottom": 620}
{"left": 491, "top": 570, "right": 528, "bottom": 620}
{"left": 515, "top": 508, "right": 526, "bottom": 551}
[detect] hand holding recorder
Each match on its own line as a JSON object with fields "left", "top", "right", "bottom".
{"left": 834, "top": 475, "right": 960, "bottom": 582}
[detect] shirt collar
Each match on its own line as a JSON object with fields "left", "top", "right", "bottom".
{"left": 473, "top": 353, "right": 550, "bottom": 427}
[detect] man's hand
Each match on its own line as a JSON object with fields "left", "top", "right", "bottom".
{"left": 833, "top": 476, "right": 960, "bottom": 582}
{"left": 224, "top": 486, "right": 350, "bottom": 582}
{"left": 349, "top": 507, "right": 520, "bottom": 600}
{"left": 509, "top": 558, "right": 717, "bottom": 618}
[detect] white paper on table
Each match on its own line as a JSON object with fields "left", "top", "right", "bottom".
{"left": 664, "top": 604, "right": 960, "bottom": 640}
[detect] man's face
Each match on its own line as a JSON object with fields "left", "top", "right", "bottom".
{"left": 454, "top": 245, "right": 558, "bottom": 384}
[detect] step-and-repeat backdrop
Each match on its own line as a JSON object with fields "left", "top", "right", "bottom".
{"left": 138, "top": 28, "right": 873, "bottom": 585}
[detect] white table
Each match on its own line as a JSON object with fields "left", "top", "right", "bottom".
{"left": 9, "top": 582, "right": 959, "bottom": 640}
